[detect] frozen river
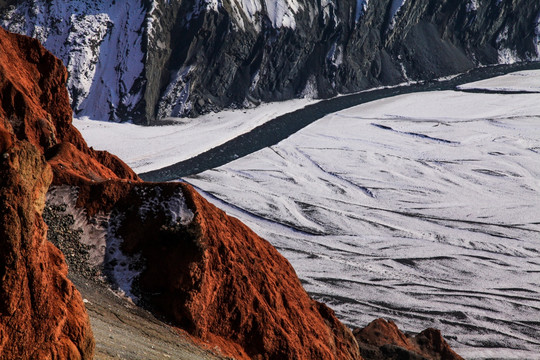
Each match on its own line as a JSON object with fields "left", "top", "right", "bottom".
{"left": 185, "top": 73, "right": 540, "bottom": 359}
{"left": 139, "top": 62, "right": 540, "bottom": 181}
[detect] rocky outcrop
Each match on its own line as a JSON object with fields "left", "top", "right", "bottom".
{"left": 0, "top": 26, "right": 96, "bottom": 360}
{"left": 175, "top": 184, "right": 358, "bottom": 360}
{"left": 64, "top": 180, "right": 360, "bottom": 360}
{"left": 1, "top": 0, "right": 539, "bottom": 123}
{"left": 354, "top": 319, "right": 464, "bottom": 360}
{"left": 0, "top": 135, "right": 94, "bottom": 359}
{"left": 0, "top": 26, "right": 139, "bottom": 184}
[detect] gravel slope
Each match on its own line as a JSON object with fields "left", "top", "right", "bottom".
{"left": 44, "top": 200, "right": 229, "bottom": 360}
{"left": 71, "top": 274, "right": 228, "bottom": 360}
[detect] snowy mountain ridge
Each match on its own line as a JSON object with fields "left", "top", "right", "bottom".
{"left": 1, "top": 0, "right": 539, "bottom": 124}
{"left": 1, "top": 1, "right": 147, "bottom": 122}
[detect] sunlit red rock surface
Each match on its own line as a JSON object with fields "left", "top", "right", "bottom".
{"left": 0, "top": 26, "right": 139, "bottom": 186}
{"left": 354, "top": 319, "right": 464, "bottom": 360}
{"left": 0, "top": 27, "right": 95, "bottom": 359}
{"left": 0, "top": 129, "right": 94, "bottom": 358}
{"left": 101, "top": 181, "right": 363, "bottom": 359}
{"left": 178, "top": 184, "right": 359, "bottom": 359}
{"left": 0, "top": 26, "right": 464, "bottom": 360}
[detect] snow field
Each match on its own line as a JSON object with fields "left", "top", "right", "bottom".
{"left": 186, "top": 75, "right": 540, "bottom": 358}
{"left": 74, "top": 98, "right": 317, "bottom": 173}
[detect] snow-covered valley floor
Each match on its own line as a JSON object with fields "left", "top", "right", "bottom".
{"left": 75, "top": 70, "right": 540, "bottom": 359}
{"left": 74, "top": 98, "right": 317, "bottom": 174}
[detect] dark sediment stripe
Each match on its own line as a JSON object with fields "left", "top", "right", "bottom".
{"left": 140, "top": 62, "right": 540, "bottom": 182}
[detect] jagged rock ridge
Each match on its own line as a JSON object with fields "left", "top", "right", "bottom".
{"left": 355, "top": 319, "right": 464, "bottom": 360}
{"left": 1, "top": 0, "right": 539, "bottom": 124}
{"left": 0, "top": 26, "right": 94, "bottom": 360}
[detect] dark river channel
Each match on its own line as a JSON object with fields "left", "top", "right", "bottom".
{"left": 140, "top": 61, "right": 540, "bottom": 182}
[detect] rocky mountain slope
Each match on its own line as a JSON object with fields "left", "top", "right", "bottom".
{"left": 1, "top": 0, "right": 539, "bottom": 124}
{"left": 0, "top": 25, "right": 95, "bottom": 359}
{"left": 0, "top": 26, "right": 465, "bottom": 359}
{"left": 355, "top": 319, "right": 464, "bottom": 360}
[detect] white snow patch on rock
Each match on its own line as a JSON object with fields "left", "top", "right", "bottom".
{"left": 355, "top": 0, "right": 368, "bottom": 22}
{"left": 137, "top": 187, "right": 194, "bottom": 226}
{"left": 388, "top": 0, "right": 406, "bottom": 28}
{"left": 535, "top": 11, "right": 540, "bottom": 59}
{"left": 106, "top": 212, "right": 144, "bottom": 302}
{"left": 166, "top": 195, "right": 195, "bottom": 226}
{"left": 496, "top": 26, "right": 520, "bottom": 64}
{"left": 498, "top": 48, "right": 520, "bottom": 64}
{"left": 300, "top": 75, "right": 318, "bottom": 99}
{"left": 264, "top": 0, "right": 300, "bottom": 29}
{"left": 158, "top": 66, "right": 194, "bottom": 119}
{"left": 0, "top": 1, "right": 147, "bottom": 122}
{"left": 466, "top": 0, "right": 478, "bottom": 12}
{"left": 46, "top": 186, "right": 108, "bottom": 268}
{"left": 231, "top": 0, "right": 263, "bottom": 30}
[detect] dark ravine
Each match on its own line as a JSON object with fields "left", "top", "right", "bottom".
{"left": 1, "top": 0, "right": 539, "bottom": 124}
{"left": 140, "top": 60, "right": 540, "bottom": 181}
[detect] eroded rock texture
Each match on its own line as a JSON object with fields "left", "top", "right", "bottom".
{"left": 0, "top": 138, "right": 94, "bottom": 359}
{"left": 0, "top": 26, "right": 96, "bottom": 360}
{"left": 355, "top": 319, "right": 464, "bottom": 360}
{"left": 67, "top": 179, "right": 361, "bottom": 360}
{"left": 0, "top": 26, "right": 139, "bottom": 184}
{"left": 0, "top": 26, "right": 95, "bottom": 360}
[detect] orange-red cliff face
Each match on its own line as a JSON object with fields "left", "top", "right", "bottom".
{"left": 0, "top": 26, "right": 464, "bottom": 360}
{"left": 0, "top": 27, "right": 95, "bottom": 359}
{"left": 95, "top": 181, "right": 362, "bottom": 360}
{"left": 0, "top": 137, "right": 94, "bottom": 359}
{"left": 0, "top": 26, "right": 139, "bottom": 186}
{"left": 354, "top": 319, "right": 464, "bottom": 360}
{"left": 178, "top": 184, "right": 360, "bottom": 359}
{"left": 68, "top": 180, "right": 363, "bottom": 360}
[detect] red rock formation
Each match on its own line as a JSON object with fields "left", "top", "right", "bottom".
{"left": 0, "top": 129, "right": 94, "bottom": 359}
{"left": 0, "top": 27, "right": 96, "bottom": 359}
{"left": 0, "top": 26, "right": 139, "bottom": 185}
{"left": 354, "top": 319, "right": 464, "bottom": 360}
{"left": 132, "top": 183, "right": 362, "bottom": 359}
{"left": 72, "top": 180, "right": 361, "bottom": 360}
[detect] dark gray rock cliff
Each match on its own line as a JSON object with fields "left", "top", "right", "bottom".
{"left": 1, "top": 0, "right": 539, "bottom": 124}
